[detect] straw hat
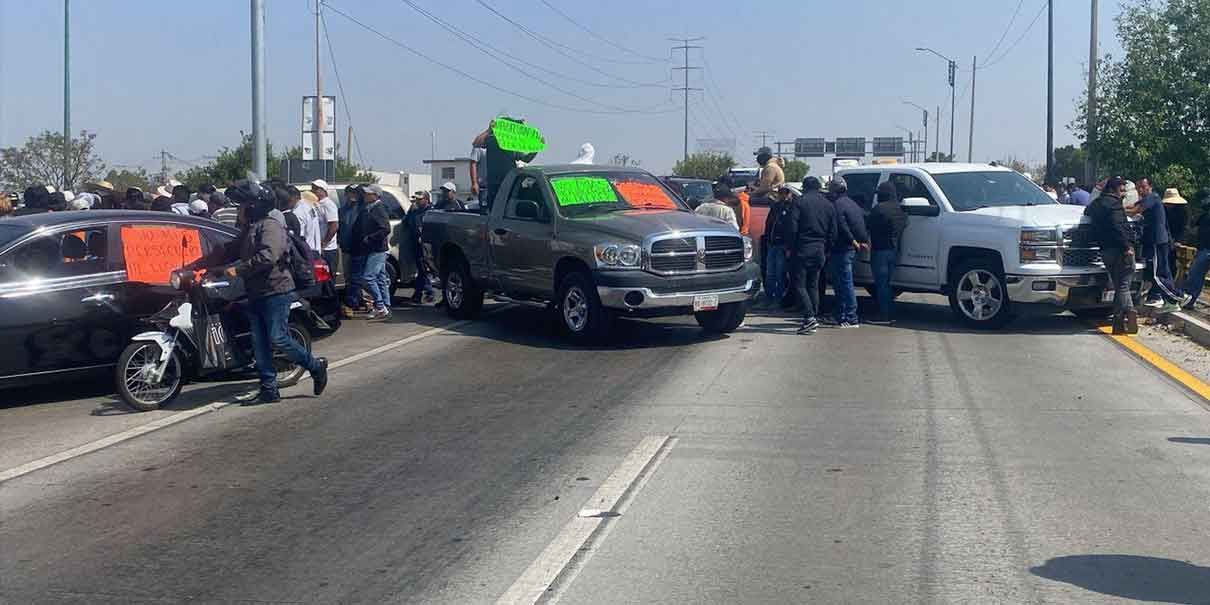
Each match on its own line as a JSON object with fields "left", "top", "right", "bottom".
{"left": 155, "top": 185, "right": 172, "bottom": 198}
{"left": 301, "top": 191, "right": 319, "bottom": 204}
{"left": 90, "top": 180, "right": 115, "bottom": 192}
{"left": 1161, "top": 188, "right": 1188, "bottom": 205}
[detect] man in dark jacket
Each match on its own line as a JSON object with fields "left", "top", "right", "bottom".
{"left": 191, "top": 181, "right": 328, "bottom": 404}
{"left": 354, "top": 185, "right": 392, "bottom": 320}
{"left": 1085, "top": 177, "right": 1138, "bottom": 334}
{"left": 12, "top": 185, "right": 50, "bottom": 216}
{"left": 758, "top": 185, "right": 795, "bottom": 309}
{"left": 866, "top": 181, "right": 908, "bottom": 324}
{"left": 786, "top": 177, "right": 838, "bottom": 334}
{"left": 1181, "top": 189, "right": 1210, "bottom": 309}
{"left": 825, "top": 177, "right": 870, "bottom": 327}
{"left": 404, "top": 191, "right": 436, "bottom": 304}
{"left": 472, "top": 118, "right": 540, "bottom": 211}
{"left": 1128, "top": 177, "right": 1190, "bottom": 309}
{"left": 340, "top": 185, "right": 365, "bottom": 318}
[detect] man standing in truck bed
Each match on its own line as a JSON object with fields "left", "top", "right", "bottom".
{"left": 471, "top": 118, "right": 539, "bottom": 211}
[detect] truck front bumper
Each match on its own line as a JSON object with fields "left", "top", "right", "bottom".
{"left": 595, "top": 264, "right": 761, "bottom": 314}
{"left": 1006, "top": 269, "right": 1142, "bottom": 308}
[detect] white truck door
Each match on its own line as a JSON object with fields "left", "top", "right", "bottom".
{"left": 887, "top": 173, "right": 944, "bottom": 288}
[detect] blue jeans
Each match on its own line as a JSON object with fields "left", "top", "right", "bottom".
{"left": 246, "top": 293, "right": 318, "bottom": 393}
{"left": 344, "top": 254, "right": 365, "bottom": 308}
{"left": 361, "top": 251, "right": 390, "bottom": 311}
{"left": 1183, "top": 249, "right": 1210, "bottom": 306}
{"left": 871, "top": 248, "right": 897, "bottom": 319}
{"left": 764, "top": 244, "right": 787, "bottom": 301}
{"left": 827, "top": 249, "right": 858, "bottom": 323}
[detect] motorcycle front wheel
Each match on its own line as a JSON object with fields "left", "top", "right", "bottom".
{"left": 116, "top": 341, "right": 184, "bottom": 412}
{"left": 273, "top": 322, "right": 312, "bottom": 387}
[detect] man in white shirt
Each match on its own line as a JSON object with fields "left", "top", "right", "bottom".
{"left": 311, "top": 179, "right": 341, "bottom": 272}
{"left": 694, "top": 197, "right": 739, "bottom": 230}
{"left": 297, "top": 191, "right": 324, "bottom": 252}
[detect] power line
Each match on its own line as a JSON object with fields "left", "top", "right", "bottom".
{"left": 535, "top": 0, "right": 667, "bottom": 64}
{"left": 982, "top": 0, "right": 1025, "bottom": 63}
{"left": 981, "top": 0, "right": 1048, "bottom": 69}
{"left": 701, "top": 55, "right": 745, "bottom": 136}
{"left": 319, "top": 11, "right": 367, "bottom": 167}
{"left": 474, "top": 0, "right": 667, "bottom": 88}
{"left": 322, "top": 2, "right": 674, "bottom": 115}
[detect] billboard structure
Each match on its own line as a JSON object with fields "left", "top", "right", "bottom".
{"left": 302, "top": 95, "right": 336, "bottom": 161}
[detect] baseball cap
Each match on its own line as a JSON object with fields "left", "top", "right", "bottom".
{"left": 828, "top": 176, "right": 848, "bottom": 192}
{"left": 364, "top": 184, "right": 384, "bottom": 196}
{"left": 441, "top": 182, "right": 457, "bottom": 192}
{"left": 188, "top": 200, "right": 209, "bottom": 215}
{"left": 310, "top": 179, "right": 329, "bottom": 193}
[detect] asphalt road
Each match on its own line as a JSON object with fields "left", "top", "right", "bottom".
{"left": 3, "top": 294, "right": 1210, "bottom": 604}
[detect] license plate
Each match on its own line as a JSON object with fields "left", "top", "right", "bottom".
{"left": 1102, "top": 289, "right": 1116, "bottom": 303}
{"left": 693, "top": 294, "right": 719, "bottom": 312}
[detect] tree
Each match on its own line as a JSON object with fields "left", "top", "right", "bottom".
{"left": 673, "top": 152, "right": 736, "bottom": 180}
{"left": 175, "top": 134, "right": 374, "bottom": 189}
{"left": 103, "top": 167, "right": 151, "bottom": 192}
{"left": 782, "top": 159, "right": 808, "bottom": 183}
{"left": 1071, "top": 0, "right": 1210, "bottom": 193}
{"left": 609, "top": 153, "right": 641, "bottom": 167}
{"left": 1052, "top": 145, "right": 1087, "bottom": 182}
{"left": 926, "top": 152, "right": 954, "bottom": 163}
{"left": 0, "top": 130, "right": 105, "bottom": 191}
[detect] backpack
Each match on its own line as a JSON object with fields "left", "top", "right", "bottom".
{"left": 285, "top": 230, "right": 317, "bottom": 290}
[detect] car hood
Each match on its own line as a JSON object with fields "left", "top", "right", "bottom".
{"left": 563, "top": 209, "right": 738, "bottom": 242}
{"left": 962, "top": 204, "right": 1085, "bottom": 227}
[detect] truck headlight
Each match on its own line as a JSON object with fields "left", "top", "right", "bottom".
{"left": 1020, "top": 228, "right": 1060, "bottom": 264}
{"left": 743, "top": 236, "right": 754, "bottom": 261}
{"left": 1020, "top": 228, "right": 1059, "bottom": 244}
{"left": 1020, "top": 246, "right": 1057, "bottom": 262}
{"left": 594, "top": 243, "right": 642, "bottom": 269}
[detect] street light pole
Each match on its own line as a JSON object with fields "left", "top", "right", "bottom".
{"left": 250, "top": 0, "right": 266, "bottom": 181}
{"left": 903, "top": 100, "right": 929, "bottom": 164}
{"left": 1085, "top": 0, "right": 1099, "bottom": 186}
{"left": 968, "top": 56, "right": 976, "bottom": 163}
{"left": 63, "top": 0, "right": 71, "bottom": 189}
{"left": 916, "top": 47, "right": 957, "bottom": 161}
{"left": 1045, "top": 0, "right": 1055, "bottom": 184}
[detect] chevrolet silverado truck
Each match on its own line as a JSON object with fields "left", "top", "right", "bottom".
{"left": 837, "top": 163, "right": 1141, "bottom": 328}
{"left": 422, "top": 165, "right": 761, "bottom": 341}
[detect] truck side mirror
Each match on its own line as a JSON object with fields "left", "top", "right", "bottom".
{"left": 514, "top": 200, "right": 541, "bottom": 220}
{"left": 902, "top": 197, "right": 940, "bottom": 217}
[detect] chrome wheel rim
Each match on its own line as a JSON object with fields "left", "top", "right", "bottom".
{"left": 956, "top": 269, "right": 1004, "bottom": 321}
{"left": 447, "top": 270, "right": 464, "bottom": 309}
{"left": 123, "top": 344, "right": 178, "bottom": 405}
{"left": 274, "top": 326, "right": 308, "bottom": 385}
{"left": 563, "top": 286, "right": 589, "bottom": 332}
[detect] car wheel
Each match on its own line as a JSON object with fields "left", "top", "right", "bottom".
{"left": 948, "top": 260, "right": 1012, "bottom": 328}
{"left": 444, "top": 257, "right": 483, "bottom": 319}
{"left": 556, "top": 272, "right": 610, "bottom": 342}
{"left": 695, "top": 301, "right": 748, "bottom": 334}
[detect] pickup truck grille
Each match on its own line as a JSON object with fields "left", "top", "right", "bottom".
{"left": 1061, "top": 223, "right": 1142, "bottom": 267}
{"left": 648, "top": 233, "right": 745, "bottom": 275}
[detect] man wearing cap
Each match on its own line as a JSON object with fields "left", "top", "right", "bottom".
{"left": 436, "top": 182, "right": 466, "bottom": 212}
{"left": 352, "top": 185, "right": 393, "bottom": 320}
{"left": 786, "top": 177, "right": 838, "bottom": 334}
{"left": 825, "top": 176, "right": 869, "bottom": 328}
{"left": 748, "top": 147, "right": 785, "bottom": 204}
{"left": 1128, "top": 177, "right": 1192, "bottom": 310}
{"left": 1085, "top": 177, "right": 1138, "bottom": 333}
{"left": 311, "top": 179, "right": 341, "bottom": 273}
{"left": 404, "top": 191, "right": 437, "bottom": 304}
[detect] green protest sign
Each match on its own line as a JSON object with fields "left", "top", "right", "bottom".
{"left": 492, "top": 119, "right": 546, "bottom": 153}
{"left": 551, "top": 177, "right": 617, "bottom": 206}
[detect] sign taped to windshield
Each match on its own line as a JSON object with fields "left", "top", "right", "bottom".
{"left": 613, "top": 180, "right": 678, "bottom": 209}
{"left": 551, "top": 177, "right": 617, "bottom": 206}
{"left": 492, "top": 119, "right": 546, "bottom": 153}
{"left": 121, "top": 225, "right": 202, "bottom": 285}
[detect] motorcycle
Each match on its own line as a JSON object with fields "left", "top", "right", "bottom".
{"left": 115, "top": 267, "right": 315, "bottom": 412}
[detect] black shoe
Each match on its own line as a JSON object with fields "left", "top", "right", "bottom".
{"left": 312, "top": 357, "right": 329, "bottom": 396}
{"left": 797, "top": 318, "right": 819, "bottom": 335}
{"left": 244, "top": 390, "right": 280, "bottom": 406}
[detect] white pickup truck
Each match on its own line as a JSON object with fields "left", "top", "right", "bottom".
{"left": 836, "top": 163, "right": 1139, "bottom": 328}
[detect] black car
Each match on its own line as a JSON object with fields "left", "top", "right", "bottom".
{"left": 661, "top": 177, "right": 715, "bottom": 210}
{"left": 0, "top": 210, "right": 340, "bottom": 388}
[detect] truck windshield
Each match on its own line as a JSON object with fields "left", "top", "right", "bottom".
{"left": 549, "top": 172, "right": 688, "bottom": 216}
{"left": 674, "top": 180, "right": 713, "bottom": 202}
{"left": 931, "top": 170, "right": 1057, "bottom": 211}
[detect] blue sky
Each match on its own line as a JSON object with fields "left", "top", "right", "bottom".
{"left": 0, "top": 0, "right": 1121, "bottom": 177}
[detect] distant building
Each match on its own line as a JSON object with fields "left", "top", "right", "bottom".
{"left": 423, "top": 158, "right": 475, "bottom": 198}
{"left": 367, "top": 171, "right": 431, "bottom": 198}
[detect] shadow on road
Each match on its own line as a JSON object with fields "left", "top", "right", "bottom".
{"left": 1031, "top": 554, "right": 1210, "bottom": 603}
{"left": 1168, "top": 437, "right": 1210, "bottom": 446}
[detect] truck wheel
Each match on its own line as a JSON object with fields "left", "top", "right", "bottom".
{"left": 948, "top": 260, "right": 1012, "bottom": 328}
{"left": 556, "top": 272, "right": 610, "bottom": 342}
{"left": 444, "top": 258, "right": 483, "bottom": 319}
{"left": 695, "top": 301, "right": 748, "bottom": 334}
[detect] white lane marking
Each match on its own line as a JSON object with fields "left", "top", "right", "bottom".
{"left": 497, "top": 435, "right": 675, "bottom": 605}
{"left": 0, "top": 313, "right": 494, "bottom": 485}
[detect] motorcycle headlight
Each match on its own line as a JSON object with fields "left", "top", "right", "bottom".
{"left": 743, "top": 236, "right": 754, "bottom": 261}
{"left": 594, "top": 243, "right": 642, "bottom": 269}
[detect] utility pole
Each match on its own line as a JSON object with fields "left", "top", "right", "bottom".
{"left": 1045, "top": 0, "right": 1055, "bottom": 184}
{"left": 753, "top": 131, "right": 773, "bottom": 150}
{"left": 916, "top": 48, "right": 957, "bottom": 161}
{"left": 160, "top": 150, "right": 168, "bottom": 184}
{"left": 1085, "top": 0, "right": 1099, "bottom": 186}
{"left": 63, "top": 0, "right": 71, "bottom": 189}
{"left": 968, "top": 56, "right": 976, "bottom": 163}
{"left": 314, "top": 0, "right": 324, "bottom": 169}
{"left": 251, "top": 0, "right": 266, "bottom": 180}
{"left": 903, "top": 101, "right": 929, "bottom": 164}
{"left": 670, "top": 37, "right": 704, "bottom": 163}
{"left": 936, "top": 105, "right": 941, "bottom": 161}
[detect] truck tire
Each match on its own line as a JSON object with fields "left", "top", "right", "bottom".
{"left": 947, "top": 259, "right": 1012, "bottom": 328}
{"left": 695, "top": 301, "right": 748, "bottom": 334}
{"left": 556, "top": 272, "right": 610, "bottom": 342}
{"left": 443, "top": 257, "right": 483, "bottom": 319}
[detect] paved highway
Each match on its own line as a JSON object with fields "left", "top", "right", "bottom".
{"left": 3, "top": 295, "right": 1210, "bottom": 604}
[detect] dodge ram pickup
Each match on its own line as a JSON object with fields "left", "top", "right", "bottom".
{"left": 422, "top": 165, "right": 761, "bottom": 341}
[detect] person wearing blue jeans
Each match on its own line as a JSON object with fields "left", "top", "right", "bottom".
{"left": 361, "top": 251, "right": 390, "bottom": 313}
{"left": 344, "top": 253, "right": 366, "bottom": 310}
{"left": 825, "top": 177, "right": 869, "bottom": 327}
{"left": 827, "top": 249, "right": 858, "bottom": 324}
{"left": 353, "top": 185, "right": 393, "bottom": 320}
{"left": 760, "top": 186, "right": 793, "bottom": 308}
{"left": 870, "top": 249, "right": 897, "bottom": 320}
{"left": 1183, "top": 195, "right": 1210, "bottom": 309}
{"left": 246, "top": 293, "right": 323, "bottom": 399}
{"left": 865, "top": 181, "right": 908, "bottom": 325}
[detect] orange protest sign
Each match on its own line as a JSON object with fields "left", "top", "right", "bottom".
{"left": 613, "top": 180, "right": 678, "bottom": 209}
{"left": 120, "top": 225, "right": 203, "bottom": 285}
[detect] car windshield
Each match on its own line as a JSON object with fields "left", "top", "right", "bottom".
{"left": 676, "top": 180, "right": 713, "bottom": 202}
{"left": 550, "top": 172, "right": 688, "bottom": 216}
{"left": 0, "top": 224, "right": 26, "bottom": 249}
{"left": 931, "top": 170, "right": 1057, "bottom": 211}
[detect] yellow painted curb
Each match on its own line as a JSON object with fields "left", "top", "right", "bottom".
{"left": 1097, "top": 325, "right": 1210, "bottom": 401}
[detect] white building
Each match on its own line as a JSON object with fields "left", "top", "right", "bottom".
{"left": 423, "top": 158, "right": 475, "bottom": 197}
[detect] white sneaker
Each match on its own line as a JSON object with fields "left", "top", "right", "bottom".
{"left": 1178, "top": 293, "right": 1194, "bottom": 308}
{"left": 1143, "top": 299, "right": 1164, "bottom": 308}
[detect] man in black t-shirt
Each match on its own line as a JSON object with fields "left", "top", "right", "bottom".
{"left": 471, "top": 118, "right": 538, "bottom": 211}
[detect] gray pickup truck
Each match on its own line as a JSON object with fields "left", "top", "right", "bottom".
{"left": 422, "top": 165, "right": 761, "bottom": 341}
